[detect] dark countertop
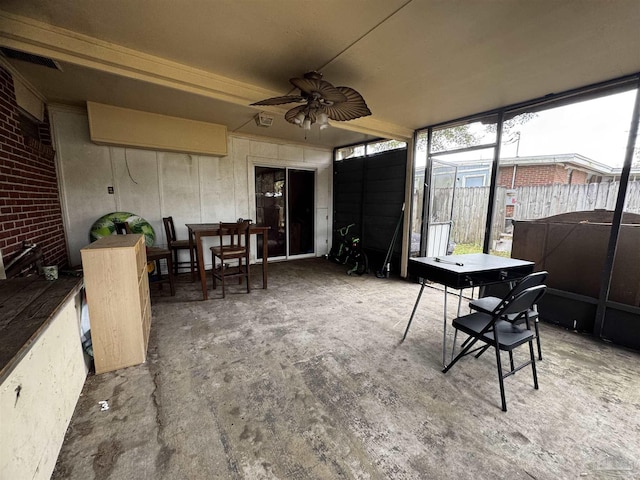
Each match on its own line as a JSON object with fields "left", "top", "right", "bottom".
{"left": 0, "top": 275, "right": 84, "bottom": 382}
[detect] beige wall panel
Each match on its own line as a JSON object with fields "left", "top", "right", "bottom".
{"left": 230, "top": 136, "right": 252, "bottom": 220}
{"left": 156, "top": 152, "right": 200, "bottom": 249}
{"left": 51, "top": 108, "right": 116, "bottom": 267}
{"left": 111, "top": 147, "right": 163, "bottom": 245}
{"left": 304, "top": 148, "right": 332, "bottom": 165}
{"left": 249, "top": 140, "right": 278, "bottom": 159}
{"left": 232, "top": 139, "right": 250, "bottom": 221}
{"left": 198, "top": 135, "right": 241, "bottom": 224}
{"left": 316, "top": 163, "right": 331, "bottom": 256}
{"left": 277, "top": 144, "right": 305, "bottom": 162}
{"left": 316, "top": 207, "right": 329, "bottom": 256}
{"left": 13, "top": 75, "right": 44, "bottom": 121}
{"left": 87, "top": 102, "right": 227, "bottom": 156}
{"left": 315, "top": 163, "right": 331, "bottom": 208}
{"left": 0, "top": 293, "right": 86, "bottom": 480}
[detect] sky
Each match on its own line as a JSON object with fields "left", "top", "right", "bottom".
{"left": 500, "top": 89, "right": 638, "bottom": 167}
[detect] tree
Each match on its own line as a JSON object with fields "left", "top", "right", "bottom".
{"left": 416, "top": 112, "right": 537, "bottom": 153}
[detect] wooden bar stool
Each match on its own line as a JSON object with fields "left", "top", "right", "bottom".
{"left": 115, "top": 221, "right": 175, "bottom": 296}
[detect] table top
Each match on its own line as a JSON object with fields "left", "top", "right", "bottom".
{"left": 186, "top": 223, "right": 269, "bottom": 234}
{"left": 410, "top": 253, "right": 533, "bottom": 274}
{"left": 409, "top": 253, "right": 534, "bottom": 289}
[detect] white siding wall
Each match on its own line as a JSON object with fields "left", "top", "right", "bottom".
{"left": 50, "top": 107, "right": 333, "bottom": 268}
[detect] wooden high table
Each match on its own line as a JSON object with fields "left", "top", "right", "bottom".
{"left": 186, "top": 223, "right": 270, "bottom": 300}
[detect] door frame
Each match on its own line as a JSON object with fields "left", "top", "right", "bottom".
{"left": 248, "top": 156, "right": 318, "bottom": 261}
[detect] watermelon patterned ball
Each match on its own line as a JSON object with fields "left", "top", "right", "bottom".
{"left": 89, "top": 212, "right": 156, "bottom": 247}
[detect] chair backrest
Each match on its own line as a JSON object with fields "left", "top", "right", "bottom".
{"left": 492, "top": 271, "right": 548, "bottom": 313}
{"left": 163, "top": 217, "right": 177, "bottom": 244}
{"left": 498, "top": 285, "right": 547, "bottom": 319}
{"left": 114, "top": 221, "right": 131, "bottom": 234}
{"left": 218, "top": 219, "right": 251, "bottom": 251}
{"left": 511, "top": 271, "right": 548, "bottom": 297}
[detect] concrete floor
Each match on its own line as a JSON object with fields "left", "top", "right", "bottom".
{"left": 53, "top": 258, "right": 640, "bottom": 480}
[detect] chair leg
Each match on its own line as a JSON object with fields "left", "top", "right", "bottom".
{"left": 528, "top": 339, "right": 539, "bottom": 390}
{"left": 173, "top": 249, "right": 179, "bottom": 276}
{"left": 220, "top": 259, "right": 226, "bottom": 299}
{"left": 495, "top": 346, "right": 507, "bottom": 412}
{"left": 443, "top": 333, "right": 482, "bottom": 373}
{"left": 155, "top": 259, "right": 162, "bottom": 287}
{"left": 534, "top": 320, "right": 542, "bottom": 361}
{"left": 211, "top": 254, "right": 217, "bottom": 290}
{"left": 166, "top": 255, "right": 175, "bottom": 296}
{"left": 245, "top": 257, "right": 251, "bottom": 293}
{"left": 451, "top": 329, "right": 458, "bottom": 362}
{"left": 474, "top": 344, "right": 491, "bottom": 359}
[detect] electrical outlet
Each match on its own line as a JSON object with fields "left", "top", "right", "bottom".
{"left": 107, "top": 186, "right": 114, "bottom": 194}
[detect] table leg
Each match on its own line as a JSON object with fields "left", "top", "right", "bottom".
{"left": 196, "top": 232, "right": 208, "bottom": 300}
{"left": 401, "top": 280, "right": 426, "bottom": 342}
{"left": 261, "top": 231, "right": 268, "bottom": 289}
{"left": 449, "top": 288, "right": 465, "bottom": 362}
{"left": 188, "top": 229, "right": 196, "bottom": 282}
{"left": 443, "top": 286, "right": 449, "bottom": 367}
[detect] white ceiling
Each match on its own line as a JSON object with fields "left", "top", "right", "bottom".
{"left": 1, "top": 0, "right": 639, "bottom": 149}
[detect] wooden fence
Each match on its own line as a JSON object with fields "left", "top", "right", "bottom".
{"left": 429, "top": 181, "right": 640, "bottom": 245}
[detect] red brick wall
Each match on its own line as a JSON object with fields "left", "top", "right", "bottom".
{"left": 498, "top": 166, "right": 516, "bottom": 187}
{"left": 497, "top": 164, "right": 589, "bottom": 187}
{"left": 569, "top": 169, "right": 588, "bottom": 184}
{"left": 0, "top": 66, "right": 68, "bottom": 268}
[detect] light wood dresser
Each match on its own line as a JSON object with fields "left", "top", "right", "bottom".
{"left": 81, "top": 234, "right": 151, "bottom": 374}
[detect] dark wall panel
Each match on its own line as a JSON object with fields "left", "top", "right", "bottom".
{"left": 333, "top": 149, "right": 407, "bottom": 272}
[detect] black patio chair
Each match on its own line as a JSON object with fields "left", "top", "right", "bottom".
{"left": 443, "top": 284, "right": 547, "bottom": 412}
{"left": 468, "top": 271, "right": 548, "bottom": 360}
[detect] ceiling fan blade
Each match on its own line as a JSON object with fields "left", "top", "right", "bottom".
{"left": 289, "top": 77, "right": 348, "bottom": 103}
{"left": 251, "top": 95, "right": 305, "bottom": 106}
{"left": 323, "top": 86, "right": 372, "bottom": 121}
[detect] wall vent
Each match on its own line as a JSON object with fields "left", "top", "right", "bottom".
{"left": 0, "top": 47, "right": 62, "bottom": 71}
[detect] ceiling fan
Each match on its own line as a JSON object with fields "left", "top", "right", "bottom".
{"left": 251, "top": 71, "right": 371, "bottom": 130}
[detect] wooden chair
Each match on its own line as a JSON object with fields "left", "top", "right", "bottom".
{"left": 162, "top": 216, "right": 196, "bottom": 276}
{"left": 115, "top": 221, "right": 175, "bottom": 296}
{"left": 114, "top": 221, "right": 131, "bottom": 234}
{"left": 210, "top": 219, "right": 251, "bottom": 298}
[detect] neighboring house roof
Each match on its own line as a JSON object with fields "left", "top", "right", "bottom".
{"left": 420, "top": 154, "right": 640, "bottom": 179}
{"left": 499, "top": 154, "right": 640, "bottom": 178}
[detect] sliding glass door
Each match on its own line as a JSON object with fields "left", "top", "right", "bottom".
{"left": 255, "top": 166, "right": 315, "bottom": 259}
{"left": 413, "top": 115, "right": 498, "bottom": 257}
{"left": 288, "top": 169, "right": 315, "bottom": 255}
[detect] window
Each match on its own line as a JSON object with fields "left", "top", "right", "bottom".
{"left": 462, "top": 174, "right": 486, "bottom": 188}
{"left": 335, "top": 139, "right": 407, "bottom": 161}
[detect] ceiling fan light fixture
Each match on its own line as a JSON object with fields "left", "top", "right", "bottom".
{"left": 302, "top": 117, "right": 312, "bottom": 130}
{"left": 294, "top": 112, "right": 306, "bottom": 125}
{"left": 251, "top": 71, "right": 371, "bottom": 131}
{"left": 317, "top": 112, "right": 329, "bottom": 126}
